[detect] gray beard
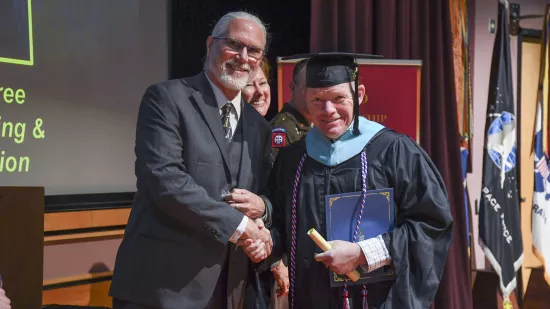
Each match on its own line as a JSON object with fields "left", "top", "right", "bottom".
{"left": 209, "top": 60, "right": 249, "bottom": 90}
{"left": 218, "top": 71, "right": 248, "bottom": 90}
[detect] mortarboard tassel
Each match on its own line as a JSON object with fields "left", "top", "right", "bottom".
{"left": 352, "top": 65, "right": 360, "bottom": 135}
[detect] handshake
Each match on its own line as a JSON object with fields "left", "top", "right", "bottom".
{"left": 237, "top": 218, "right": 272, "bottom": 263}
{"left": 223, "top": 188, "right": 272, "bottom": 263}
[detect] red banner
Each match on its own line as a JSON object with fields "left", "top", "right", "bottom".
{"left": 277, "top": 59, "right": 422, "bottom": 142}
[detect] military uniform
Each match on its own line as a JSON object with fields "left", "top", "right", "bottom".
{"left": 269, "top": 103, "right": 311, "bottom": 158}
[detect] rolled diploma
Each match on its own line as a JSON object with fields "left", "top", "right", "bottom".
{"left": 307, "top": 228, "right": 360, "bottom": 282}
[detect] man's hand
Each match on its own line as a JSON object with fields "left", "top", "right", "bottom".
{"left": 238, "top": 219, "right": 272, "bottom": 262}
{"left": 313, "top": 240, "right": 366, "bottom": 275}
{"left": 271, "top": 262, "right": 289, "bottom": 297}
{"left": 224, "top": 189, "right": 266, "bottom": 219}
{"left": 254, "top": 218, "right": 272, "bottom": 255}
{"left": 241, "top": 219, "right": 271, "bottom": 244}
{"left": 240, "top": 238, "right": 268, "bottom": 263}
{"left": 0, "top": 288, "right": 11, "bottom": 309}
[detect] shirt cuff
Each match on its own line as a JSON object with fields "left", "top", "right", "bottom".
{"left": 228, "top": 216, "right": 248, "bottom": 243}
{"left": 357, "top": 235, "right": 392, "bottom": 273}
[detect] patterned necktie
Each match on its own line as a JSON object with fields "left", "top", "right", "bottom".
{"left": 221, "top": 102, "right": 233, "bottom": 144}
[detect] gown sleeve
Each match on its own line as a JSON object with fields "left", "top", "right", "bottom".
{"left": 379, "top": 135, "right": 453, "bottom": 309}
{"left": 257, "top": 148, "right": 290, "bottom": 272}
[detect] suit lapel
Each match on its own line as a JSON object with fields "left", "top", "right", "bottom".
{"left": 186, "top": 72, "right": 230, "bottom": 168}
{"left": 237, "top": 103, "right": 256, "bottom": 189}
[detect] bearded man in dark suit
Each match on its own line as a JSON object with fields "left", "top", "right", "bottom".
{"left": 110, "top": 11, "right": 274, "bottom": 309}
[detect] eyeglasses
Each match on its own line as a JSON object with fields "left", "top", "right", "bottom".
{"left": 212, "top": 36, "right": 264, "bottom": 60}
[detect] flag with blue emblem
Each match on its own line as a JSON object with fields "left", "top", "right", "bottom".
{"left": 532, "top": 5, "right": 550, "bottom": 287}
{"left": 478, "top": 2, "right": 524, "bottom": 301}
{"left": 533, "top": 101, "right": 550, "bottom": 286}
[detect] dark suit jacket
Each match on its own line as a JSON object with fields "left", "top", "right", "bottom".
{"left": 109, "top": 72, "right": 272, "bottom": 309}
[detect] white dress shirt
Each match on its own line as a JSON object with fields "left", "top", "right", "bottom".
{"left": 205, "top": 74, "right": 248, "bottom": 243}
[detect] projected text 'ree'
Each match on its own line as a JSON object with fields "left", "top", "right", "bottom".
{"left": 0, "top": 85, "right": 46, "bottom": 173}
{"left": 0, "top": 86, "right": 26, "bottom": 104}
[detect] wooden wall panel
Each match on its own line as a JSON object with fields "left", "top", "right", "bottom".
{"left": 43, "top": 280, "right": 113, "bottom": 308}
{"left": 523, "top": 268, "right": 550, "bottom": 309}
{"left": 44, "top": 208, "right": 131, "bottom": 232}
{"left": 0, "top": 187, "right": 44, "bottom": 309}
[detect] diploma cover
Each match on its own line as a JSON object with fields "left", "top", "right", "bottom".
{"left": 325, "top": 188, "right": 395, "bottom": 287}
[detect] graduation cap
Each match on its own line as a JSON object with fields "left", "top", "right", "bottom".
{"left": 281, "top": 52, "right": 383, "bottom": 135}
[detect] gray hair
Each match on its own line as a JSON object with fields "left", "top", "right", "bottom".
{"left": 204, "top": 12, "right": 270, "bottom": 70}
{"left": 211, "top": 11, "right": 269, "bottom": 45}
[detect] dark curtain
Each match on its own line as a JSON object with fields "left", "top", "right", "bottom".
{"left": 310, "top": 1, "right": 473, "bottom": 309}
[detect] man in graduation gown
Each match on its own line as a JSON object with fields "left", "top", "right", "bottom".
{"left": 240, "top": 53, "right": 454, "bottom": 309}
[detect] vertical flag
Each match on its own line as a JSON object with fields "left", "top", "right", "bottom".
{"left": 532, "top": 4, "right": 550, "bottom": 287}
{"left": 478, "top": 2, "right": 524, "bottom": 303}
{"left": 532, "top": 102, "right": 550, "bottom": 285}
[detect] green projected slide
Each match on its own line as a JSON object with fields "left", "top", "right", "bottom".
{"left": 0, "top": 0, "right": 34, "bottom": 66}
{"left": 0, "top": 0, "right": 169, "bottom": 195}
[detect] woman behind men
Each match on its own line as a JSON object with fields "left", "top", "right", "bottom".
{"left": 243, "top": 57, "right": 272, "bottom": 117}
{"left": 242, "top": 58, "right": 290, "bottom": 309}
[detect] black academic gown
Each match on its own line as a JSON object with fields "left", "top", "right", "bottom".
{"left": 264, "top": 128, "right": 453, "bottom": 309}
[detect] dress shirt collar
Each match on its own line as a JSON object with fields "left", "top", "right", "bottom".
{"left": 205, "top": 72, "right": 242, "bottom": 118}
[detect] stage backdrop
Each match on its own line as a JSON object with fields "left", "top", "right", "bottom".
{"left": 277, "top": 58, "right": 422, "bottom": 142}
{"left": 0, "top": 0, "right": 169, "bottom": 195}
